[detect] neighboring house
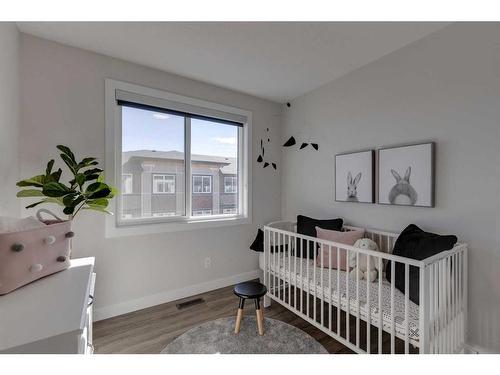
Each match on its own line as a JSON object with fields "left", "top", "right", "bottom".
{"left": 121, "top": 150, "right": 237, "bottom": 218}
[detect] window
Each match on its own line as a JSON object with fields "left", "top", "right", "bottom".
{"left": 106, "top": 79, "right": 251, "bottom": 233}
{"left": 152, "top": 212, "right": 176, "bottom": 217}
{"left": 122, "top": 174, "right": 133, "bottom": 194}
{"left": 192, "top": 175, "right": 212, "bottom": 194}
{"left": 192, "top": 209, "right": 212, "bottom": 216}
{"left": 153, "top": 174, "right": 175, "bottom": 194}
{"left": 224, "top": 176, "right": 237, "bottom": 193}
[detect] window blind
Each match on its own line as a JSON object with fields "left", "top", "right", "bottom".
{"left": 115, "top": 89, "right": 245, "bottom": 127}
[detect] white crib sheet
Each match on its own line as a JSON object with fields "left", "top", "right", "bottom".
{"left": 268, "top": 256, "right": 420, "bottom": 343}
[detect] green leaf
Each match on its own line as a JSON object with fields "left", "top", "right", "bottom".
{"left": 16, "top": 189, "right": 44, "bottom": 197}
{"left": 80, "top": 157, "right": 96, "bottom": 164}
{"left": 56, "top": 145, "right": 75, "bottom": 162}
{"left": 108, "top": 186, "right": 118, "bottom": 199}
{"left": 75, "top": 173, "right": 86, "bottom": 188}
{"left": 84, "top": 174, "right": 100, "bottom": 182}
{"left": 62, "top": 193, "right": 79, "bottom": 207}
{"left": 25, "top": 197, "right": 64, "bottom": 209}
{"left": 86, "top": 198, "right": 109, "bottom": 207}
{"left": 42, "top": 182, "right": 72, "bottom": 197}
{"left": 60, "top": 153, "right": 77, "bottom": 174}
{"left": 83, "top": 205, "right": 113, "bottom": 215}
{"left": 16, "top": 175, "right": 46, "bottom": 187}
{"left": 83, "top": 168, "right": 103, "bottom": 176}
{"left": 25, "top": 200, "right": 47, "bottom": 209}
{"left": 88, "top": 188, "right": 111, "bottom": 199}
{"left": 63, "top": 206, "right": 75, "bottom": 215}
{"left": 86, "top": 182, "right": 105, "bottom": 193}
{"left": 77, "top": 157, "right": 97, "bottom": 170}
{"left": 45, "top": 159, "right": 55, "bottom": 176}
{"left": 47, "top": 168, "right": 62, "bottom": 183}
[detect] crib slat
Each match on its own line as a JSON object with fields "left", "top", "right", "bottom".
{"left": 356, "top": 252, "right": 360, "bottom": 349}
{"left": 428, "top": 263, "right": 434, "bottom": 353}
{"left": 278, "top": 233, "right": 281, "bottom": 301}
{"left": 434, "top": 261, "right": 439, "bottom": 353}
{"left": 288, "top": 234, "right": 291, "bottom": 305}
{"left": 439, "top": 259, "right": 445, "bottom": 353}
{"left": 378, "top": 257, "right": 382, "bottom": 354}
{"left": 337, "top": 246, "right": 341, "bottom": 337}
{"left": 294, "top": 235, "right": 297, "bottom": 309}
{"left": 329, "top": 245, "right": 332, "bottom": 331}
{"left": 346, "top": 249, "right": 350, "bottom": 343}
{"left": 404, "top": 263, "right": 409, "bottom": 354}
{"left": 464, "top": 248, "right": 468, "bottom": 348}
{"left": 451, "top": 254, "right": 456, "bottom": 352}
{"left": 307, "top": 240, "right": 310, "bottom": 318}
{"left": 366, "top": 255, "right": 371, "bottom": 354}
{"left": 390, "top": 261, "right": 395, "bottom": 354}
{"left": 273, "top": 231, "right": 277, "bottom": 298}
{"left": 295, "top": 237, "right": 304, "bottom": 313}
{"left": 419, "top": 265, "right": 426, "bottom": 354}
{"left": 313, "top": 240, "right": 317, "bottom": 322}
{"left": 321, "top": 243, "right": 324, "bottom": 327}
{"left": 446, "top": 258, "right": 453, "bottom": 353}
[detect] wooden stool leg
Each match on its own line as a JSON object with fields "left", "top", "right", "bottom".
{"left": 235, "top": 298, "right": 245, "bottom": 334}
{"left": 255, "top": 298, "right": 265, "bottom": 336}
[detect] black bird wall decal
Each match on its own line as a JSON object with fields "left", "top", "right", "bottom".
{"left": 283, "top": 136, "right": 296, "bottom": 147}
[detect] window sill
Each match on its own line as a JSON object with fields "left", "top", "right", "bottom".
{"left": 105, "top": 215, "right": 251, "bottom": 238}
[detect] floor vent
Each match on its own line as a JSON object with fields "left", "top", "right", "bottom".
{"left": 176, "top": 297, "right": 206, "bottom": 310}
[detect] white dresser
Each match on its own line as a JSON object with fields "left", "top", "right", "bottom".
{"left": 0, "top": 257, "right": 95, "bottom": 354}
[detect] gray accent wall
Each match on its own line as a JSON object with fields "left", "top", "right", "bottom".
{"left": 281, "top": 23, "right": 500, "bottom": 352}
{"left": 0, "top": 23, "right": 20, "bottom": 217}
{"left": 19, "top": 33, "right": 282, "bottom": 321}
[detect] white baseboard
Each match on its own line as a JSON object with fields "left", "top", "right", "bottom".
{"left": 94, "top": 269, "right": 262, "bottom": 321}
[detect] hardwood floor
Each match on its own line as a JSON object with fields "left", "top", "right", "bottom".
{"left": 93, "top": 282, "right": 355, "bottom": 354}
{"left": 93, "top": 281, "right": 415, "bottom": 354}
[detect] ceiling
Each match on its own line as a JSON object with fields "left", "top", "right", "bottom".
{"left": 17, "top": 22, "right": 449, "bottom": 103}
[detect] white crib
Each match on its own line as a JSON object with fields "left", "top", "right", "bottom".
{"left": 262, "top": 221, "right": 468, "bottom": 354}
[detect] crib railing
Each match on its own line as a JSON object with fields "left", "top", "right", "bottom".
{"left": 262, "top": 222, "right": 467, "bottom": 354}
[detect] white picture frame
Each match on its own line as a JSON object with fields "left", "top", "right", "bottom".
{"left": 378, "top": 142, "right": 435, "bottom": 207}
{"left": 335, "top": 150, "right": 375, "bottom": 203}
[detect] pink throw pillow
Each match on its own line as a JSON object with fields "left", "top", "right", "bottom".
{"left": 315, "top": 227, "right": 364, "bottom": 270}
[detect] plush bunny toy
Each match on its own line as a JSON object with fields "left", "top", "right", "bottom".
{"left": 349, "top": 238, "right": 381, "bottom": 282}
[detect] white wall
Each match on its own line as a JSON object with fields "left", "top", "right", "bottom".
{"left": 0, "top": 23, "right": 20, "bottom": 217}
{"left": 281, "top": 23, "right": 500, "bottom": 352}
{"left": 20, "top": 34, "right": 282, "bottom": 319}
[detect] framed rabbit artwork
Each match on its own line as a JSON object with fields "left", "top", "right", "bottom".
{"left": 378, "top": 142, "right": 435, "bottom": 207}
{"left": 335, "top": 150, "right": 375, "bottom": 203}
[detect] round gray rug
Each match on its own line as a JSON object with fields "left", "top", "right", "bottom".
{"left": 161, "top": 316, "right": 327, "bottom": 354}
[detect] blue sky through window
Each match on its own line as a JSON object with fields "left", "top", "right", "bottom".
{"left": 122, "top": 107, "right": 238, "bottom": 158}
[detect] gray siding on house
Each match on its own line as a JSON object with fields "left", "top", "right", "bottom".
{"left": 121, "top": 153, "right": 237, "bottom": 218}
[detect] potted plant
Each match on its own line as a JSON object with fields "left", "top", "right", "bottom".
{"left": 16, "top": 145, "right": 116, "bottom": 220}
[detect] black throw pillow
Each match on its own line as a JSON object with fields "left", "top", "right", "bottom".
{"left": 296, "top": 215, "right": 343, "bottom": 259}
{"left": 249, "top": 228, "right": 289, "bottom": 254}
{"left": 249, "top": 229, "right": 264, "bottom": 252}
{"left": 386, "top": 224, "right": 457, "bottom": 305}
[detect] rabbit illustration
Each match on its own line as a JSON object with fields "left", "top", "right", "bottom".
{"left": 388, "top": 166, "right": 418, "bottom": 205}
{"left": 346, "top": 171, "right": 361, "bottom": 202}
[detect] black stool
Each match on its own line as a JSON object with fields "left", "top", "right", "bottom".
{"left": 233, "top": 281, "right": 267, "bottom": 336}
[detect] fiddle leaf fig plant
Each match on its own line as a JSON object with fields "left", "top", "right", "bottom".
{"left": 16, "top": 145, "right": 117, "bottom": 219}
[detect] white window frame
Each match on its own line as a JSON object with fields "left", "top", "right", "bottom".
{"left": 152, "top": 174, "right": 176, "bottom": 194}
{"left": 122, "top": 173, "right": 133, "bottom": 195}
{"left": 192, "top": 175, "right": 212, "bottom": 194}
{"left": 104, "top": 79, "right": 252, "bottom": 237}
{"left": 224, "top": 176, "right": 237, "bottom": 194}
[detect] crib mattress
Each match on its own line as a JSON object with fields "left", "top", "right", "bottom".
{"left": 268, "top": 256, "right": 420, "bottom": 343}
